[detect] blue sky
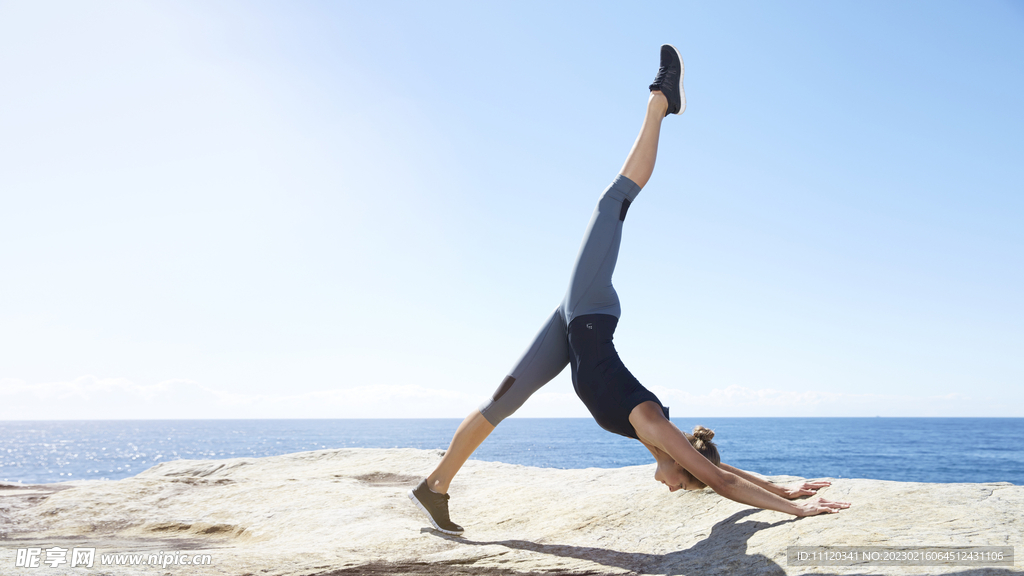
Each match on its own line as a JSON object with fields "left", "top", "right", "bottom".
{"left": 1, "top": 1, "right": 1021, "bottom": 419}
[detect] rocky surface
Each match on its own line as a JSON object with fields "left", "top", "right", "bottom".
{"left": 0, "top": 448, "right": 1020, "bottom": 575}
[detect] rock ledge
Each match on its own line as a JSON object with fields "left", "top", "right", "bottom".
{"left": 0, "top": 448, "right": 1020, "bottom": 575}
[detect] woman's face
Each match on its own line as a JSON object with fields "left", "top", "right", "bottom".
{"left": 654, "top": 460, "right": 700, "bottom": 492}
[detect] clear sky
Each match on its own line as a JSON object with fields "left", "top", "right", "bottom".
{"left": 1, "top": 1, "right": 1022, "bottom": 420}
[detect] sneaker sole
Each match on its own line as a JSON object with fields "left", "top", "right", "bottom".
{"left": 407, "top": 489, "right": 464, "bottom": 536}
{"left": 668, "top": 44, "right": 686, "bottom": 115}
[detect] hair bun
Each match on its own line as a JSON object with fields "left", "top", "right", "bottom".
{"left": 692, "top": 425, "right": 715, "bottom": 443}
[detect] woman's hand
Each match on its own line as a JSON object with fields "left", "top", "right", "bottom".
{"left": 793, "top": 498, "right": 851, "bottom": 516}
{"left": 779, "top": 480, "right": 833, "bottom": 499}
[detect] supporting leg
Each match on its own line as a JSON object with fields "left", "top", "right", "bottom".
{"left": 619, "top": 91, "right": 669, "bottom": 190}
{"left": 426, "top": 409, "right": 495, "bottom": 494}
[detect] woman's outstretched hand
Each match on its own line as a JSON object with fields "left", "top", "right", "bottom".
{"left": 794, "top": 497, "right": 851, "bottom": 516}
{"left": 776, "top": 480, "right": 851, "bottom": 516}
{"left": 780, "top": 480, "right": 833, "bottom": 499}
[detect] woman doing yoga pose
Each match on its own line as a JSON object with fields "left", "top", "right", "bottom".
{"left": 409, "top": 45, "right": 850, "bottom": 535}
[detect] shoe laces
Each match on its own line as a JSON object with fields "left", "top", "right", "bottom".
{"left": 652, "top": 65, "right": 670, "bottom": 89}
{"left": 653, "top": 60, "right": 679, "bottom": 90}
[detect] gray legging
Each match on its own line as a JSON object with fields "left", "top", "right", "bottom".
{"left": 478, "top": 174, "right": 642, "bottom": 425}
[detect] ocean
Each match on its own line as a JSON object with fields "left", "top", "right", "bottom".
{"left": 0, "top": 418, "right": 1021, "bottom": 486}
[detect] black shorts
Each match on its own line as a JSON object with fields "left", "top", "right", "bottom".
{"left": 567, "top": 314, "right": 668, "bottom": 439}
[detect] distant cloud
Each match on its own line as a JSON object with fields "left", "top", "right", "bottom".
{"left": 0, "top": 376, "right": 189, "bottom": 400}
{"left": 0, "top": 377, "right": 479, "bottom": 419}
{"left": 195, "top": 382, "right": 476, "bottom": 408}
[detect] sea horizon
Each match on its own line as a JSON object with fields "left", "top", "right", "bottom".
{"left": 2, "top": 417, "right": 1021, "bottom": 486}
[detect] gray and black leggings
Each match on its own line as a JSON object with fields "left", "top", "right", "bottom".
{"left": 478, "top": 174, "right": 667, "bottom": 439}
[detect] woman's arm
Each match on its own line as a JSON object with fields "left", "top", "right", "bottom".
{"left": 629, "top": 403, "right": 849, "bottom": 516}
{"left": 718, "top": 463, "right": 787, "bottom": 496}
{"left": 719, "top": 463, "right": 833, "bottom": 500}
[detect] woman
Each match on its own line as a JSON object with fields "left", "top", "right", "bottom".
{"left": 409, "top": 45, "right": 850, "bottom": 535}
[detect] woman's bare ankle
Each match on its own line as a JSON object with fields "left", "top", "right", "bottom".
{"left": 649, "top": 91, "right": 669, "bottom": 116}
{"left": 427, "top": 475, "right": 450, "bottom": 494}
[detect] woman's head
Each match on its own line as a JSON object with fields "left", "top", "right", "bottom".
{"left": 654, "top": 425, "right": 721, "bottom": 491}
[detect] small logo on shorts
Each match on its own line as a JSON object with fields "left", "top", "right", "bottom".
{"left": 586, "top": 323, "right": 593, "bottom": 329}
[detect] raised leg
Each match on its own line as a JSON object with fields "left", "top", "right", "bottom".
{"left": 562, "top": 90, "right": 670, "bottom": 323}
{"left": 619, "top": 91, "right": 669, "bottom": 190}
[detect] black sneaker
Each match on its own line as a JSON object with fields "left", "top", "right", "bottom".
{"left": 649, "top": 44, "right": 685, "bottom": 116}
{"left": 408, "top": 479, "right": 464, "bottom": 535}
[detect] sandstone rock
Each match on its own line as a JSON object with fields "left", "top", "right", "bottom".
{"left": 0, "top": 448, "right": 1020, "bottom": 575}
